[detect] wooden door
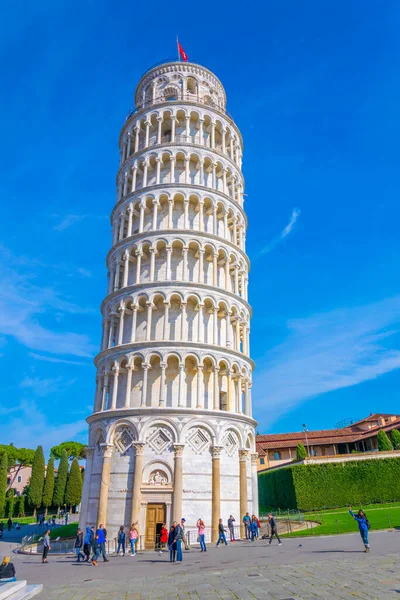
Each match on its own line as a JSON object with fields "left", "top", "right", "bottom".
{"left": 145, "top": 503, "right": 165, "bottom": 547}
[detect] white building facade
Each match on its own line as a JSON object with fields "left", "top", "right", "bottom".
{"left": 80, "top": 60, "right": 257, "bottom": 545}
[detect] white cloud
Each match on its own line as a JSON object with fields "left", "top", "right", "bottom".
{"left": 29, "top": 352, "right": 92, "bottom": 366}
{"left": 2, "top": 399, "right": 87, "bottom": 457}
{"left": 19, "top": 375, "right": 76, "bottom": 397}
{"left": 260, "top": 207, "right": 301, "bottom": 255}
{"left": 0, "top": 245, "right": 97, "bottom": 357}
{"left": 52, "top": 214, "right": 108, "bottom": 232}
{"left": 253, "top": 295, "right": 400, "bottom": 426}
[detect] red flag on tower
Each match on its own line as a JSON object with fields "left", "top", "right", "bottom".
{"left": 177, "top": 39, "right": 188, "bottom": 62}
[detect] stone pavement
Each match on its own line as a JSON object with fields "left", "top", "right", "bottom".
{"left": 4, "top": 530, "right": 400, "bottom": 599}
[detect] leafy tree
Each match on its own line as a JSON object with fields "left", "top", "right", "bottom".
{"left": 42, "top": 458, "right": 55, "bottom": 516}
{"left": 28, "top": 446, "right": 45, "bottom": 517}
{"left": 51, "top": 442, "right": 86, "bottom": 461}
{"left": 53, "top": 450, "right": 68, "bottom": 510}
{"left": 0, "top": 445, "right": 35, "bottom": 467}
{"left": 17, "top": 494, "right": 25, "bottom": 517}
{"left": 377, "top": 429, "right": 393, "bottom": 451}
{"left": 391, "top": 429, "right": 400, "bottom": 451}
{"left": 296, "top": 442, "right": 307, "bottom": 461}
{"left": 0, "top": 453, "right": 8, "bottom": 517}
{"left": 65, "top": 458, "right": 82, "bottom": 510}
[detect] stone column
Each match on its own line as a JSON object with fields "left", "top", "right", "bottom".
{"left": 159, "top": 362, "right": 166, "bottom": 407}
{"left": 131, "top": 442, "right": 145, "bottom": 526}
{"left": 156, "top": 157, "right": 161, "bottom": 184}
{"left": 244, "top": 379, "right": 250, "bottom": 416}
{"left": 141, "top": 364, "right": 149, "bottom": 406}
{"left": 125, "top": 365, "right": 133, "bottom": 408}
{"left": 172, "top": 444, "right": 185, "bottom": 522}
{"left": 157, "top": 117, "right": 162, "bottom": 144}
{"left": 139, "top": 202, "right": 145, "bottom": 232}
{"left": 182, "top": 248, "right": 188, "bottom": 281}
{"left": 178, "top": 363, "right": 185, "bottom": 407}
{"left": 97, "top": 444, "right": 114, "bottom": 527}
{"left": 251, "top": 453, "right": 259, "bottom": 517}
{"left": 168, "top": 199, "right": 174, "bottom": 229}
{"left": 110, "top": 366, "right": 119, "bottom": 409}
{"left": 171, "top": 115, "right": 176, "bottom": 142}
{"left": 213, "top": 253, "right": 218, "bottom": 286}
{"left": 101, "top": 373, "right": 109, "bottom": 410}
{"left": 131, "top": 167, "right": 137, "bottom": 193}
{"left": 135, "top": 251, "right": 142, "bottom": 284}
{"left": 183, "top": 200, "right": 189, "bottom": 229}
{"left": 146, "top": 302, "right": 153, "bottom": 341}
{"left": 163, "top": 302, "right": 170, "bottom": 340}
{"left": 185, "top": 157, "right": 190, "bottom": 184}
{"left": 180, "top": 303, "right": 187, "bottom": 339}
{"left": 145, "top": 121, "right": 150, "bottom": 147}
{"left": 134, "top": 126, "right": 140, "bottom": 152}
{"left": 152, "top": 199, "right": 159, "bottom": 229}
{"left": 239, "top": 450, "right": 249, "bottom": 538}
{"left": 196, "top": 365, "right": 203, "bottom": 408}
{"left": 149, "top": 248, "right": 155, "bottom": 281}
{"left": 213, "top": 206, "right": 218, "bottom": 235}
{"left": 166, "top": 246, "right": 172, "bottom": 280}
{"left": 211, "top": 446, "right": 222, "bottom": 542}
{"left": 127, "top": 205, "right": 134, "bottom": 237}
{"left": 213, "top": 367, "right": 220, "bottom": 410}
{"left": 117, "top": 308, "right": 125, "bottom": 345}
{"left": 79, "top": 447, "right": 94, "bottom": 530}
{"left": 198, "top": 200, "right": 204, "bottom": 232}
{"left": 131, "top": 306, "right": 138, "bottom": 342}
{"left": 198, "top": 250, "right": 204, "bottom": 283}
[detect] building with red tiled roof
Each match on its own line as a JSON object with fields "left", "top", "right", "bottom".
{"left": 256, "top": 413, "right": 400, "bottom": 471}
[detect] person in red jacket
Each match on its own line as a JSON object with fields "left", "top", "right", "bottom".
{"left": 159, "top": 523, "right": 168, "bottom": 553}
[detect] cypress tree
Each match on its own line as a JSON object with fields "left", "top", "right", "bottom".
{"left": 296, "top": 442, "right": 307, "bottom": 461}
{"left": 65, "top": 458, "right": 82, "bottom": 511}
{"left": 391, "top": 429, "right": 400, "bottom": 451}
{"left": 17, "top": 494, "right": 25, "bottom": 517}
{"left": 6, "top": 489, "right": 14, "bottom": 519}
{"left": 42, "top": 457, "right": 55, "bottom": 517}
{"left": 377, "top": 429, "right": 393, "bottom": 451}
{"left": 28, "top": 446, "right": 45, "bottom": 517}
{"left": 53, "top": 449, "right": 68, "bottom": 510}
{"left": 0, "top": 453, "right": 8, "bottom": 518}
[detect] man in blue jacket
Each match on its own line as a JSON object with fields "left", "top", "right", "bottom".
{"left": 96, "top": 524, "right": 109, "bottom": 562}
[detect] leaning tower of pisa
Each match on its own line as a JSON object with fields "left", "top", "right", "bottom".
{"left": 80, "top": 60, "right": 257, "bottom": 545}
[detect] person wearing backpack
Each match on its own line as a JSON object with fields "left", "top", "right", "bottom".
{"left": 349, "top": 506, "right": 370, "bottom": 552}
{"left": 74, "top": 528, "right": 85, "bottom": 562}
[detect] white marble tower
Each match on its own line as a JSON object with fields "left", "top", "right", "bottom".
{"left": 80, "top": 60, "right": 257, "bottom": 545}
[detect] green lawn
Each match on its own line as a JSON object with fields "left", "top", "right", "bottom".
{"left": 282, "top": 503, "right": 400, "bottom": 537}
{"left": 49, "top": 523, "right": 78, "bottom": 539}
{"left": 0, "top": 516, "right": 37, "bottom": 526}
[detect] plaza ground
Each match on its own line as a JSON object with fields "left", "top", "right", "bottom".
{"left": 2, "top": 529, "right": 400, "bottom": 599}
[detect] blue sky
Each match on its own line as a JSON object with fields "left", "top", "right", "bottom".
{"left": 1, "top": 1, "right": 400, "bottom": 457}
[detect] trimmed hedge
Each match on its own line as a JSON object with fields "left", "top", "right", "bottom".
{"left": 259, "top": 457, "right": 400, "bottom": 511}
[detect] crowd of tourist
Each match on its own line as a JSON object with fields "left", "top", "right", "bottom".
{"left": 0, "top": 507, "right": 372, "bottom": 582}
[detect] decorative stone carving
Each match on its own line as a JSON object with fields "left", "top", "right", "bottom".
{"left": 114, "top": 427, "right": 134, "bottom": 454}
{"left": 147, "top": 427, "right": 173, "bottom": 454}
{"left": 186, "top": 427, "right": 211, "bottom": 454}
{"left": 222, "top": 431, "right": 239, "bottom": 457}
{"left": 148, "top": 470, "right": 168, "bottom": 485}
{"left": 211, "top": 446, "right": 223, "bottom": 460}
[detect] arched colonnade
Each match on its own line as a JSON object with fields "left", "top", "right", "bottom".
{"left": 94, "top": 352, "right": 253, "bottom": 417}
{"left": 112, "top": 192, "right": 246, "bottom": 251}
